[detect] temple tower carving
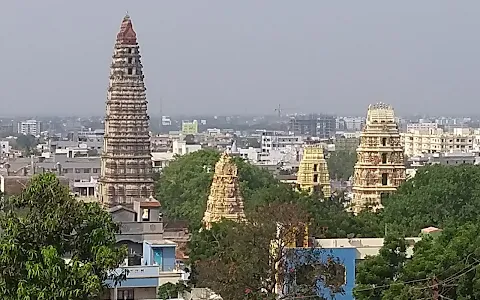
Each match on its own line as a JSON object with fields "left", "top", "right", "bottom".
{"left": 352, "top": 103, "right": 405, "bottom": 213}
{"left": 296, "top": 145, "right": 331, "bottom": 198}
{"left": 98, "top": 15, "right": 154, "bottom": 208}
{"left": 202, "top": 152, "right": 246, "bottom": 229}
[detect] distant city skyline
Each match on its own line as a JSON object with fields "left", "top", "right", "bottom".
{"left": 2, "top": 1, "right": 480, "bottom": 116}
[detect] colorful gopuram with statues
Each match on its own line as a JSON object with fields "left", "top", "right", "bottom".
{"left": 296, "top": 145, "right": 331, "bottom": 198}
{"left": 352, "top": 103, "right": 406, "bottom": 213}
{"left": 98, "top": 15, "right": 155, "bottom": 208}
{"left": 202, "top": 152, "right": 246, "bottom": 229}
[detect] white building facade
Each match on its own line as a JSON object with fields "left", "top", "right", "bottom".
{"left": 17, "top": 120, "right": 41, "bottom": 136}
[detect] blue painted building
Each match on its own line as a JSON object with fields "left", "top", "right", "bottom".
{"left": 142, "top": 240, "right": 176, "bottom": 271}
{"left": 101, "top": 199, "right": 190, "bottom": 299}
{"left": 104, "top": 240, "right": 183, "bottom": 299}
{"left": 279, "top": 237, "right": 422, "bottom": 300}
{"left": 281, "top": 247, "right": 356, "bottom": 300}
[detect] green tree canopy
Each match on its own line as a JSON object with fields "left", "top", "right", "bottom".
{"left": 13, "top": 134, "right": 38, "bottom": 156}
{"left": 156, "top": 149, "right": 381, "bottom": 237}
{"left": 155, "top": 149, "right": 278, "bottom": 229}
{"left": 354, "top": 234, "right": 408, "bottom": 300}
{"left": 302, "top": 194, "right": 384, "bottom": 238}
{"left": 157, "top": 281, "right": 191, "bottom": 299}
{"left": 188, "top": 203, "right": 345, "bottom": 300}
{"left": 0, "top": 173, "right": 126, "bottom": 299}
{"left": 381, "top": 164, "right": 480, "bottom": 235}
{"left": 326, "top": 150, "right": 357, "bottom": 181}
{"left": 355, "top": 223, "right": 480, "bottom": 299}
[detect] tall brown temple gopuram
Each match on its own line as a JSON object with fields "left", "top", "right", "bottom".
{"left": 98, "top": 15, "right": 154, "bottom": 208}
{"left": 202, "top": 152, "right": 246, "bottom": 229}
{"left": 351, "top": 103, "right": 405, "bottom": 213}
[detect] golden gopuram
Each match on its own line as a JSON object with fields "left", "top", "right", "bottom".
{"left": 296, "top": 145, "right": 331, "bottom": 198}
{"left": 202, "top": 152, "right": 246, "bottom": 229}
{"left": 352, "top": 103, "right": 405, "bottom": 213}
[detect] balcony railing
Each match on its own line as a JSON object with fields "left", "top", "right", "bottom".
{"left": 119, "top": 222, "right": 163, "bottom": 235}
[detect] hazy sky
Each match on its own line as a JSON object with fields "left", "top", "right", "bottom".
{"left": 1, "top": 1, "right": 480, "bottom": 116}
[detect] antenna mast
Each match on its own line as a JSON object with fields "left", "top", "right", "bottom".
{"left": 159, "top": 96, "right": 163, "bottom": 133}
{"left": 275, "top": 104, "right": 282, "bottom": 118}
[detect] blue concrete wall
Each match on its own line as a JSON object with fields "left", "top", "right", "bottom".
{"left": 142, "top": 241, "right": 176, "bottom": 271}
{"left": 105, "top": 277, "right": 159, "bottom": 288}
{"left": 318, "top": 248, "right": 356, "bottom": 300}
{"left": 283, "top": 247, "right": 356, "bottom": 300}
{"left": 143, "top": 242, "right": 152, "bottom": 265}
{"left": 162, "top": 247, "right": 176, "bottom": 271}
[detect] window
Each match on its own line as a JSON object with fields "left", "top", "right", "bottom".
{"left": 382, "top": 173, "right": 388, "bottom": 186}
{"left": 382, "top": 153, "right": 387, "bottom": 164}
{"left": 382, "top": 138, "right": 387, "bottom": 146}
{"left": 118, "top": 289, "right": 134, "bottom": 300}
{"left": 127, "top": 68, "right": 133, "bottom": 75}
{"left": 75, "top": 168, "right": 81, "bottom": 174}
{"left": 313, "top": 174, "right": 318, "bottom": 183}
{"left": 142, "top": 209, "right": 150, "bottom": 221}
{"left": 127, "top": 57, "right": 133, "bottom": 64}
{"left": 313, "top": 164, "right": 318, "bottom": 172}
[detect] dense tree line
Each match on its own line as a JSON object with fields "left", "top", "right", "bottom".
{"left": 326, "top": 150, "right": 357, "bottom": 181}
{"left": 155, "top": 150, "right": 383, "bottom": 299}
{"left": 155, "top": 150, "right": 279, "bottom": 230}
{"left": 188, "top": 203, "right": 346, "bottom": 300}
{"left": 155, "top": 149, "right": 381, "bottom": 236}
{"left": 354, "top": 164, "right": 480, "bottom": 299}
{"left": 156, "top": 150, "right": 480, "bottom": 298}
{"left": 0, "top": 173, "right": 126, "bottom": 299}
{"left": 355, "top": 223, "right": 480, "bottom": 299}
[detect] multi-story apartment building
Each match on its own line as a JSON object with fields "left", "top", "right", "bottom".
{"left": 442, "top": 128, "right": 474, "bottom": 153}
{"left": 260, "top": 131, "right": 303, "bottom": 154}
{"left": 181, "top": 120, "right": 199, "bottom": 135}
{"left": 5, "top": 155, "right": 101, "bottom": 182}
{"left": 103, "top": 199, "right": 186, "bottom": 300}
{"left": 343, "top": 117, "right": 365, "bottom": 132}
{"left": 402, "top": 127, "right": 475, "bottom": 157}
{"left": 289, "top": 114, "right": 336, "bottom": 138}
{"left": 17, "top": 119, "right": 42, "bottom": 136}
{"left": 0, "top": 141, "right": 10, "bottom": 156}
{"left": 172, "top": 140, "right": 202, "bottom": 156}
{"left": 401, "top": 128, "right": 443, "bottom": 157}
{"left": 406, "top": 122, "right": 438, "bottom": 132}
{"left": 0, "top": 122, "right": 14, "bottom": 136}
{"left": 50, "top": 138, "right": 103, "bottom": 155}
{"left": 150, "top": 134, "right": 172, "bottom": 152}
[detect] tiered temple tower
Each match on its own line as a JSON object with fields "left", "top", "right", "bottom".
{"left": 98, "top": 15, "right": 154, "bottom": 208}
{"left": 296, "top": 145, "right": 331, "bottom": 198}
{"left": 352, "top": 103, "right": 405, "bottom": 213}
{"left": 202, "top": 152, "right": 246, "bottom": 229}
